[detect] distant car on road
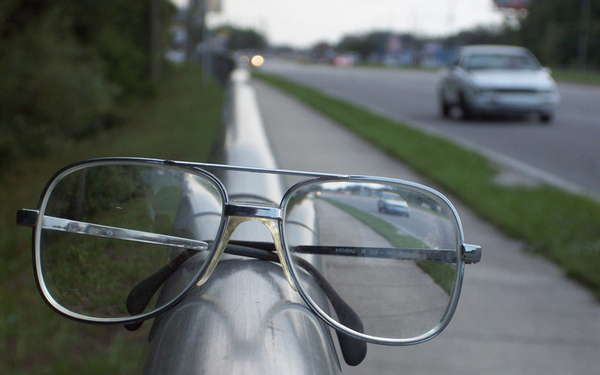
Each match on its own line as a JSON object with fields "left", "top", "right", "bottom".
{"left": 377, "top": 192, "right": 410, "bottom": 216}
{"left": 438, "top": 45, "right": 559, "bottom": 122}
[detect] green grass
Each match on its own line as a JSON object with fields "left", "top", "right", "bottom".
{"left": 0, "top": 65, "right": 224, "bottom": 374}
{"left": 551, "top": 69, "right": 600, "bottom": 85}
{"left": 253, "top": 71, "right": 600, "bottom": 300}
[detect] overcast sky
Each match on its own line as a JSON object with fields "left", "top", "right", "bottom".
{"left": 175, "top": 0, "right": 506, "bottom": 48}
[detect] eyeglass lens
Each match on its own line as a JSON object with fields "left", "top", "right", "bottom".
{"left": 284, "top": 180, "right": 460, "bottom": 340}
{"left": 39, "top": 164, "right": 224, "bottom": 319}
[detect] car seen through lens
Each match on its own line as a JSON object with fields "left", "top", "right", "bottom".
{"left": 377, "top": 192, "right": 410, "bottom": 216}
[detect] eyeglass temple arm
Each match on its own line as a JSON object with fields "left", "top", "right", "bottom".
{"left": 121, "top": 242, "right": 363, "bottom": 330}
{"left": 18, "top": 211, "right": 479, "bottom": 265}
{"left": 123, "top": 242, "right": 363, "bottom": 332}
{"left": 122, "top": 238, "right": 466, "bottom": 330}
{"left": 296, "top": 245, "right": 457, "bottom": 262}
{"left": 294, "top": 244, "right": 481, "bottom": 264}
{"left": 17, "top": 211, "right": 210, "bottom": 251}
{"left": 123, "top": 242, "right": 367, "bottom": 365}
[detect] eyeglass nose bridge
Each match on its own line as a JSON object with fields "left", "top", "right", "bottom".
{"left": 195, "top": 204, "right": 298, "bottom": 292}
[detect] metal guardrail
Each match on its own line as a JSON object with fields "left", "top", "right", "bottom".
{"left": 137, "top": 67, "right": 341, "bottom": 375}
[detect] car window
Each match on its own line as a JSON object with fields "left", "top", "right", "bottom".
{"left": 382, "top": 192, "right": 401, "bottom": 200}
{"left": 466, "top": 53, "right": 540, "bottom": 71}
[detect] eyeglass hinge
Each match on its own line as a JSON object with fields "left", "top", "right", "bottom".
{"left": 462, "top": 244, "right": 482, "bottom": 264}
{"left": 17, "top": 209, "right": 39, "bottom": 227}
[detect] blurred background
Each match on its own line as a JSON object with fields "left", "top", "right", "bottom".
{"left": 1, "top": 0, "right": 599, "bottom": 374}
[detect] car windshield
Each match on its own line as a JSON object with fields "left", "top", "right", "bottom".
{"left": 382, "top": 192, "right": 401, "bottom": 200}
{"left": 466, "top": 53, "right": 540, "bottom": 71}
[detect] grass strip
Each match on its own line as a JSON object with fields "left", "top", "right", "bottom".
{"left": 551, "top": 69, "right": 600, "bottom": 86}
{"left": 253, "top": 71, "right": 600, "bottom": 300}
{"left": 0, "top": 65, "right": 224, "bottom": 375}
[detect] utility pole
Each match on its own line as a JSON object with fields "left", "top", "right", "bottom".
{"left": 201, "top": 0, "right": 212, "bottom": 85}
{"left": 185, "top": 0, "right": 199, "bottom": 63}
{"left": 150, "top": 0, "right": 161, "bottom": 81}
{"left": 578, "top": 0, "right": 591, "bottom": 70}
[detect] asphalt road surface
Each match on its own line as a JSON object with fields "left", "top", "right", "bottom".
{"left": 261, "top": 60, "right": 600, "bottom": 200}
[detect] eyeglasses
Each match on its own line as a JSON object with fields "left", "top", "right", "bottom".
{"left": 18, "top": 158, "right": 481, "bottom": 349}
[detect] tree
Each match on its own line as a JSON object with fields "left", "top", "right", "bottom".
{"left": 442, "top": 25, "right": 517, "bottom": 48}
{"left": 337, "top": 32, "right": 391, "bottom": 60}
{"left": 518, "top": 0, "right": 600, "bottom": 67}
{"left": 213, "top": 25, "right": 267, "bottom": 51}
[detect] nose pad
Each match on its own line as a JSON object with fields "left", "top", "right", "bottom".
{"left": 196, "top": 216, "right": 298, "bottom": 292}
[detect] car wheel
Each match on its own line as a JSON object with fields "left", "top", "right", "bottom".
{"left": 440, "top": 90, "right": 451, "bottom": 118}
{"left": 459, "top": 92, "right": 473, "bottom": 121}
{"left": 540, "top": 113, "right": 552, "bottom": 124}
{"left": 441, "top": 100, "right": 451, "bottom": 118}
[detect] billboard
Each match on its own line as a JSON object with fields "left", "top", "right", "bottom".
{"left": 493, "top": 0, "right": 531, "bottom": 9}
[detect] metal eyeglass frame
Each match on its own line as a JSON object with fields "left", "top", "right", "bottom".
{"left": 17, "top": 157, "right": 481, "bottom": 347}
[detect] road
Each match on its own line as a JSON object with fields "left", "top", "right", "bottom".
{"left": 328, "top": 193, "right": 457, "bottom": 250}
{"left": 261, "top": 60, "right": 600, "bottom": 199}
{"left": 252, "top": 78, "right": 600, "bottom": 374}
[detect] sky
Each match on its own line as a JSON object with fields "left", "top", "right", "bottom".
{"left": 175, "top": 0, "right": 507, "bottom": 48}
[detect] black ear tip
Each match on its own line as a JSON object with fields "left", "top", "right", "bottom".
{"left": 124, "top": 321, "right": 144, "bottom": 331}
{"left": 336, "top": 331, "right": 367, "bottom": 366}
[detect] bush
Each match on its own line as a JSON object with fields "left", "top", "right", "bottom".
{"left": 0, "top": 8, "right": 115, "bottom": 157}
{"left": 0, "top": 0, "right": 175, "bottom": 161}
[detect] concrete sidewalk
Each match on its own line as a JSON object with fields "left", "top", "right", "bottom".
{"left": 251, "top": 79, "right": 600, "bottom": 374}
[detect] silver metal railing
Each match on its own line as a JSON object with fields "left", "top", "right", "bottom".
{"left": 137, "top": 67, "right": 341, "bottom": 375}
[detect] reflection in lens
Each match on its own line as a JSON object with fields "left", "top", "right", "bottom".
{"left": 39, "top": 163, "right": 225, "bottom": 319}
{"left": 283, "top": 180, "right": 460, "bottom": 340}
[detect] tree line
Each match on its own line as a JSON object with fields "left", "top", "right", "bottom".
{"left": 333, "top": 0, "right": 600, "bottom": 68}
{"left": 0, "top": 0, "right": 175, "bottom": 161}
{"left": 520, "top": 0, "right": 599, "bottom": 68}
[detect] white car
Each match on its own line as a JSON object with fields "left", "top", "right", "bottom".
{"left": 438, "top": 45, "right": 559, "bottom": 123}
{"left": 377, "top": 192, "right": 410, "bottom": 216}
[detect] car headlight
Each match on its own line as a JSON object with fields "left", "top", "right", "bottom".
{"left": 539, "top": 89, "right": 559, "bottom": 103}
{"left": 473, "top": 88, "right": 496, "bottom": 104}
